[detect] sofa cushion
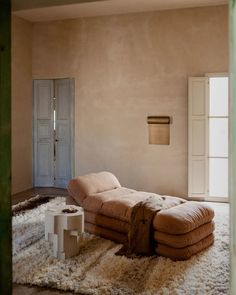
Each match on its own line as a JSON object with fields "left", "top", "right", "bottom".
{"left": 154, "top": 221, "right": 214, "bottom": 248}
{"left": 83, "top": 190, "right": 150, "bottom": 222}
{"left": 85, "top": 222, "right": 127, "bottom": 244}
{"left": 85, "top": 210, "right": 130, "bottom": 234}
{"left": 156, "top": 234, "right": 214, "bottom": 260}
{"left": 68, "top": 171, "right": 121, "bottom": 204}
{"left": 83, "top": 191, "right": 186, "bottom": 223}
{"left": 153, "top": 201, "right": 214, "bottom": 234}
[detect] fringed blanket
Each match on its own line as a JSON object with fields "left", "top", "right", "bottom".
{"left": 117, "top": 196, "right": 165, "bottom": 257}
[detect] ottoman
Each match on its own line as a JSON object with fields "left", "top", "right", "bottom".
{"left": 153, "top": 201, "right": 215, "bottom": 260}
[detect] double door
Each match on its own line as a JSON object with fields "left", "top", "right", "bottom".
{"left": 33, "top": 78, "right": 74, "bottom": 188}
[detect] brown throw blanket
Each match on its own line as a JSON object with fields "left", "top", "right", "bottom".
{"left": 116, "top": 195, "right": 165, "bottom": 257}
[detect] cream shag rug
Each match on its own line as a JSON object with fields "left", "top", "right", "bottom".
{"left": 13, "top": 197, "right": 229, "bottom": 295}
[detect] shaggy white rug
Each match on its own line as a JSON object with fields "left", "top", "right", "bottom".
{"left": 13, "top": 198, "right": 229, "bottom": 295}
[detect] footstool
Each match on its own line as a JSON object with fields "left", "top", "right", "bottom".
{"left": 45, "top": 205, "right": 84, "bottom": 259}
{"left": 153, "top": 201, "right": 215, "bottom": 260}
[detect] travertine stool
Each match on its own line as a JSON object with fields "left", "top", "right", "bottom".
{"left": 45, "top": 205, "right": 84, "bottom": 259}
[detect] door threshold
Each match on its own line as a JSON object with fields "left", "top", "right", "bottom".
{"left": 204, "top": 196, "right": 228, "bottom": 203}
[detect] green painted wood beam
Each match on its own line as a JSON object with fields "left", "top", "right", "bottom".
{"left": 0, "top": 0, "right": 11, "bottom": 294}
{"left": 231, "top": 0, "right": 236, "bottom": 293}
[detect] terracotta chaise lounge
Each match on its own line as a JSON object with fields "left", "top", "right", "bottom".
{"left": 67, "top": 171, "right": 214, "bottom": 260}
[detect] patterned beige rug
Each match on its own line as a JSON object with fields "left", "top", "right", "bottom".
{"left": 13, "top": 197, "right": 229, "bottom": 295}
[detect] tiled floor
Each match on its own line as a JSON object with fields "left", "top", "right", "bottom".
{"left": 12, "top": 187, "right": 75, "bottom": 295}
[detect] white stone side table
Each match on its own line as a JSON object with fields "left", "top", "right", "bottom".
{"left": 45, "top": 205, "right": 84, "bottom": 259}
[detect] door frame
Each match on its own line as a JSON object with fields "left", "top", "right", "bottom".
{"left": 0, "top": 0, "right": 12, "bottom": 293}
{"left": 33, "top": 77, "right": 75, "bottom": 188}
{"left": 69, "top": 77, "right": 75, "bottom": 181}
{"left": 230, "top": 0, "right": 236, "bottom": 292}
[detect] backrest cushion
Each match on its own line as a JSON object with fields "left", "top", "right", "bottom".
{"left": 67, "top": 171, "right": 121, "bottom": 205}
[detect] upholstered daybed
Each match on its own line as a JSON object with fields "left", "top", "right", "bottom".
{"left": 67, "top": 171, "right": 214, "bottom": 260}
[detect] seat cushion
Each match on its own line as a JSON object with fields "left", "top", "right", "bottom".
{"left": 153, "top": 201, "right": 214, "bottom": 234}
{"left": 68, "top": 171, "right": 121, "bottom": 204}
{"left": 83, "top": 191, "right": 186, "bottom": 223}
{"left": 83, "top": 191, "right": 150, "bottom": 222}
{"left": 85, "top": 210, "right": 129, "bottom": 234}
{"left": 154, "top": 221, "right": 214, "bottom": 248}
{"left": 85, "top": 222, "right": 126, "bottom": 244}
{"left": 156, "top": 234, "right": 214, "bottom": 260}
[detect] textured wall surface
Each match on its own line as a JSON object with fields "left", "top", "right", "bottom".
{"left": 12, "top": 15, "right": 32, "bottom": 194}
{"left": 32, "top": 5, "right": 228, "bottom": 197}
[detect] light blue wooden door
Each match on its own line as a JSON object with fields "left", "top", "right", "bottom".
{"left": 34, "top": 78, "right": 74, "bottom": 188}
{"left": 54, "top": 79, "right": 74, "bottom": 188}
{"left": 33, "top": 80, "right": 54, "bottom": 186}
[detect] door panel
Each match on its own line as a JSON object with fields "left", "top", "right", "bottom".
{"left": 192, "top": 119, "right": 205, "bottom": 156}
{"left": 38, "top": 122, "right": 51, "bottom": 139}
{"left": 192, "top": 160, "right": 206, "bottom": 194}
{"left": 209, "top": 77, "right": 228, "bottom": 116}
{"left": 54, "top": 79, "right": 73, "bottom": 188}
{"left": 38, "top": 143, "right": 53, "bottom": 176}
{"left": 188, "top": 77, "right": 208, "bottom": 198}
{"left": 56, "top": 143, "right": 70, "bottom": 178}
{"left": 209, "top": 158, "right": 228, "bottom": 198}
{"left": 209, "top": 118, "right": 228, "bottom": 157}
{"left": 57, "top": 82, "right": 70, "bottom": 119}
{"left": 191, "top": 81, "right": 206, "bottom": 116}
{"left": 34, "top": 80, "right": 54, "bottom": 186}
{"left": 37, "top": 85, "right": 52, "bottom": 119}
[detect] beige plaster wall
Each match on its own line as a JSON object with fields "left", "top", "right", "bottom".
{"left": 12, "top": 15, "right": 33, "bottom": 194}
{"left": 32, "top": 5, "right": 228, "bottom": 197}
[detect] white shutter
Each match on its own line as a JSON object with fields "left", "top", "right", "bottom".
{"left": 188, "top": 77, "right": 209, "bottom": 198}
